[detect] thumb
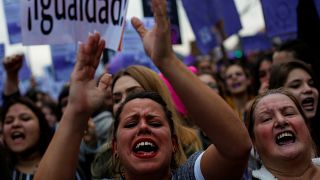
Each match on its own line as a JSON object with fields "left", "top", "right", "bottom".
{"left": 131, "top": 17, "right": 147, "bottom": 39}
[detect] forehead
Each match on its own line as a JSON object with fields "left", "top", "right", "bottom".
{"left": 259, "top": 60, "right": 272, "bottom": 70}
{"left": 198, "top": 74, "right": 216, "bottom": 83}
{"left": 120, "top": 98, "right": 165, "bottom": 118}
{"left": 226, "top": 64, "right": 243, "bottom": 74}
{"left": 7, "top": 103, "right": 32, "bottom": 113}
{"left": 254, "top": 94, "right": 296, "bottom": 114}
{"left": 113, "top": 75, "right": 142, "bottom": 93}
{"left": 286, "top": 68, "right": 311, "bottom": 82}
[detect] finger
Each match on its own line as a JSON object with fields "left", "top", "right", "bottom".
{"left": 92, "top": 36, "right": 105, "bottom": 69}
{"left": 152, "top": 0, "right": 168, "bottom": 28}
{"left": 98, "top": 73, "right": 112, "bottom": 91}
{"left": 131, "top": 17, "right": 147, "bottom": 39}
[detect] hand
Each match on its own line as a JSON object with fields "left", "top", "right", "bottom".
{"left": 68, "top": 32, "right": 111, "bottom": 117}
{"left": 131, "top": 0, "right": 175, "bottom": 68}
{"left": 3, "top": 54, "right": 24, "bottom": 77}
{"left": 258, "top": 81, "right": 269, "bottom": 95}
{"left": 83, "top": 118, "right": 97, "bottom": 147}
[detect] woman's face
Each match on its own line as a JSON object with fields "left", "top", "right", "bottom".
{"left": 253, "top": 94, "right": 311, "bottom": 164}
{"left": 225, "top": 65, "right": 250, "bottom": 95}
{"left": 3, "top": 103, "right": 41, "bottom": 154}
{"left": 198, "top": 74, "right": 219, "bottom": 94}
{"left": 284, "top": 68, "right": 319, "bottom": 119}
{"left": 112, "top": 75, "right": 144, "bottom": 114}
{"left": 113, "top": 98, "right": 176, "bottom": 175}
{"left": 259, "top": 60, "right": 272, "bottom": 84}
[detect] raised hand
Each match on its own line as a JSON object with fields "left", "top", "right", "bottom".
{"left": 131, "top": 0, "right": 175, "bottom": 68}
{"left": 3, "top": 54, "right": 24, "bottom": 76}
{"left": 68, "top": 32, "right": 111, "bottom": 117}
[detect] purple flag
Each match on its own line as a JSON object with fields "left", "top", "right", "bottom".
{"left": 261, "top": 0, "right": 299, "bottom": 37}
{"left": 51, "top": 44, "right": 77, "bottom": 82}
{"left": 4, "top": 0, "right": 22, "bottom": 44}
{"left": 182, "top": 0, "right": 218, "bottom": 54}
{"left": 241, "top": 34, "right": 272, "bottom": 54}
{"left": 211, "top": 0, "right": 242, "bottom": 37}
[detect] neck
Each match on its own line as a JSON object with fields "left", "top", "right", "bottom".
{"left": 16, "top": 150, "right": 42, "bottom": 174}
{"left": 125, "top": 170, "right": 171, "bottom": 180}
{"left": 264, "top": 154, "right": 319, "bottom": 179}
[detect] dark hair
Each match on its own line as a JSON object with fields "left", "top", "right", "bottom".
{"left": 269, "top": 60, "right": 318, "bottom": 90}
{"left": 1, "top": 96, "right": 53, "bottom": 156}
{"left": 113, "top": 91, "right": 175, "bottom": 137}
{"left": 252, "top": 52, "right": 273, "bottom": 95}
{"left": 276, "top": 39, "right": 316, "bottom": 65}
{"left": 247, "top": 88, "right": 308, "bottom": 139}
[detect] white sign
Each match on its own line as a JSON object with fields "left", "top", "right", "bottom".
{"left": 21, "top": 0, "right": 128, "bottom": 51}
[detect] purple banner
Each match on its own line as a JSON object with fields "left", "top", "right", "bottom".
{"left": 51, "top": 44, "right": 77, "bottom": 82}
{"left": 4, "top": 0, "right": 22, "bottom": 44}
{"left": 261, "top": 0, "right": 298, "bottom": 37}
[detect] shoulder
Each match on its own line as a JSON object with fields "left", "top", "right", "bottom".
{"left": 172, "top": 151, "right": 203, "bottom": 180}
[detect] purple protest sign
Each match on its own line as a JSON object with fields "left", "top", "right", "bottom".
{"left": 4, "top": 0, "right": 22, "bottom": 44}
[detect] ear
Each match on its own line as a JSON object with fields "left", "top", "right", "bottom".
{"left": 112, "top": 138, "right": 118, "bottom": 154}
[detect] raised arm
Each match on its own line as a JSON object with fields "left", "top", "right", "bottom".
{"left": 132, "top": 0, "right": 251, "bottom": 179}
{"left": 34, "top": 32, "right": 111, "bottom": 180}
{"left": 3, "top": 54, "right": 23, "bottom": 96}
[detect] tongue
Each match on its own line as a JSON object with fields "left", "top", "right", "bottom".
{"left": 13, "top": 137, "right": 24, "bottom": 143}
{"left": 135, "top": 151, "right": 157, "bottom": 158}
{"left": 277, "top": 137, "right": 295, "bottom": 146}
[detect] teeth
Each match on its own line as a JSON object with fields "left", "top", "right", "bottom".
{"left": 135, "top": 141, "right": 155, "bottom": 149}
{"left": 277, "top": 132, "right": 293, "bottom": 140}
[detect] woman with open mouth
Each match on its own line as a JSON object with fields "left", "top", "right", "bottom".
{"left": 1, "top": 97, "right": 53, "bottom": 179}
{"left": 247, "top": 88, "right": 320, "bottom": 179}
{"left": 269, "top": 60, "right": 320, "bottom": 154}
{"left": 33, "top": 0, "right": 252, "bottom": 179}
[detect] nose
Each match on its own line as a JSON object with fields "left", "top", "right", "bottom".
{"left": 137, "top": 120, "right": 151, "bottom": 135}
{"left": 301, "top": 83, "right": 313, "bottom": 94}
{"left": 274, "top": 114, "right": 288, "bottom": 129}
{"left": 11, "top": 119, "right": 22, "bottom": 128}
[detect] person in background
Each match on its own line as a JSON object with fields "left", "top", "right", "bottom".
{"left": 224, "top": 61, "right": 254, "bottom": 124}
{"left": 247, "top": 88, "right": 320, "bottom": 179}
{"left": 268, "top": 60, "right": 320, "bottom": 154}
{"left": 1, "top": 97, "right": 54, "bottom": 179}
{"left": 253, "top": 53, "right": 273, "bottom": 95}
{"left": 34, "top": 0, "right": 251, "bottom": 179}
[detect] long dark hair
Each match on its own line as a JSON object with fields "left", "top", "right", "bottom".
{"left": 1, "top": 96, "right": 53, "bottom": 164}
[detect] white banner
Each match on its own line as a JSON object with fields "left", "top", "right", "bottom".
{"left": 21, "top": 0, "right": 128, "bottom": 51}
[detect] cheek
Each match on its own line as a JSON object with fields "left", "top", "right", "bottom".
{"left": 254, "top": 125, "right": 274, "bottom": 147}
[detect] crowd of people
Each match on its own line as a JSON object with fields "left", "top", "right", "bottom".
{"left": 1, "top": 0, "right": 320, "bottom": 179}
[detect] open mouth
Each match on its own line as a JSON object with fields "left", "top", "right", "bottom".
{"left": 133, "top": 140, "right": 158, "bottom": 158}
{"left": 275, "top": 131, "right": 295, "bottom": 146}
{"left": 301, "top": 97, "right": 315, "bottom": 111}
{"left": 11, "top": 131, "right": 25, "bottom": 142}
{"left": 232, "top": 82, "right": 242, "bottom": 88}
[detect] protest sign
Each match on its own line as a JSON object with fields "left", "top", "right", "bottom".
{"left": 0, "top": 44, "right": 5, "bottom": 104}
{"left": 21, "top": 0, "right": 128, "bottom": 51}
{"left": 4, "top": 0, "right": 22, "bottom": 44}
